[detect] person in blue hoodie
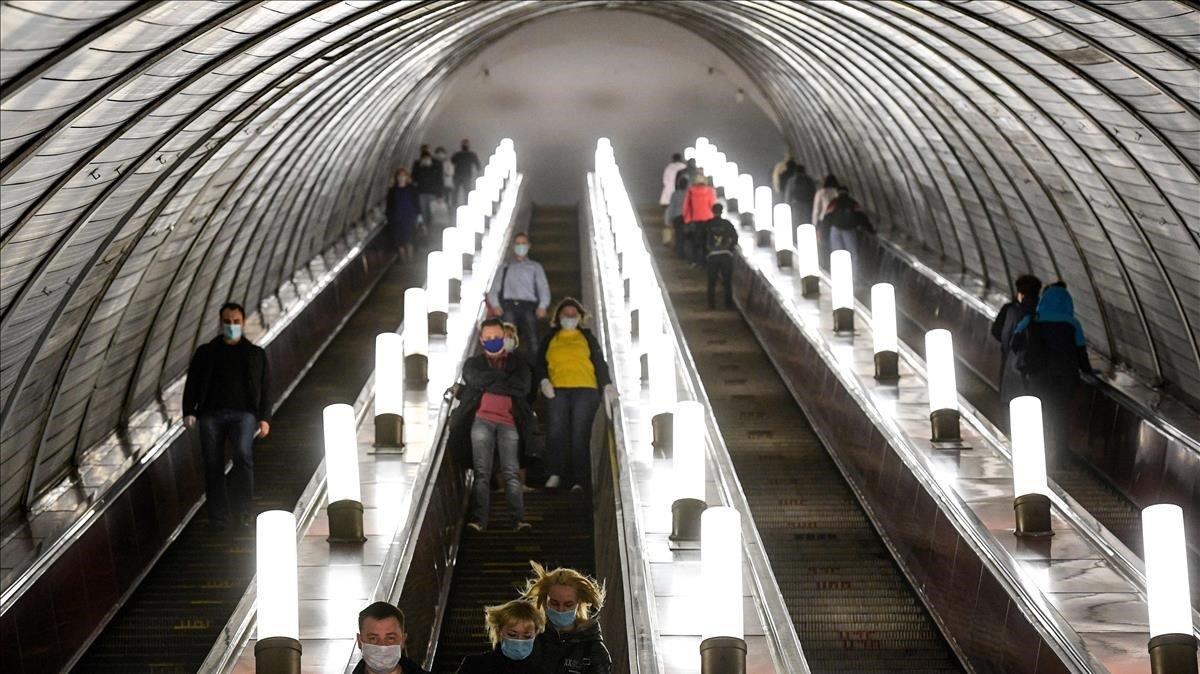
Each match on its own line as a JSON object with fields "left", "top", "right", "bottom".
{"left": 1010, "top": 282, "right": 1094, "bottom": 468}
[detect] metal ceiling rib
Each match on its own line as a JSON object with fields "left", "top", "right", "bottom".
{"left": 0, "top": 0, "right": 1196, "bottom": 524}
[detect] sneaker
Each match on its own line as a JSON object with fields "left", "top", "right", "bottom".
{"left": 544, "top": 475, "right": 561, "bottom": 489}
{"left": 514, "top": 521, "right": 532, "bottom": 532}
{"left": 467, "top": 521, "right": 485, "bottom": 533}
{"left": 570, "top": 484, "right": 584, "bottom": 492}
{"left": 522, "top": 484, "right": 537, "bottom": 493}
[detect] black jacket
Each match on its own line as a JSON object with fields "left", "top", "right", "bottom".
{"left": 534, "top": 328, "right": 611, "bottom": 389}
{"left": 352, "top": 655, "right": 428, "bottom": 674}
{"left": 182, "top": 336, "right": 271, "bottom": 422}
{"left": 991, "top": 298, "right": 1036, "bottom": 403}
{"left": 447, "top": 352, "right": 534, "bottom": 465}
{"left": 532, "top": 620, "right": 611, "bottom": 674}
{"left": 457, "top": 647, "right": 550, "bottom": 674}
{"left": 823, "top": 194, "right": 873, "bottom": 232}
{"left": 451, "top": 150, "right": 482, "bottom": 184}
{"left": 702, "top": 217, "right": 738, "bottom": 256}
{"left": 411, "top": 159, "right": 444, "bottom": 195}
{"left": 784, "top": 172, "right": 816, "bottom": 212}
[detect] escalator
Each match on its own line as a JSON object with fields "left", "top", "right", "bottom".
{"left": 646, "top": 212, "right": 964, "bottom": 673}
{"left": 430, "top": 205, "right": 597, "bottom": 672}
{"left": 74, "top": 252, "right": 427, "bottom": 673}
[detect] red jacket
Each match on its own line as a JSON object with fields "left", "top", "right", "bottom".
{"left": 682, "top": 185, "right": 717, "bottom": 223}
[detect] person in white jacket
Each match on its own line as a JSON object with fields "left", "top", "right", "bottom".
{"left": 660, "top": 153, "right": 687, "bottom": 205}
{"left": 812, "top": 174, "right": 840, "bottom": 231}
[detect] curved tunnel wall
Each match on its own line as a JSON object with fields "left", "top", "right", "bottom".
{"left": 0, "top": 0, "right": 1197, "bottom": 525}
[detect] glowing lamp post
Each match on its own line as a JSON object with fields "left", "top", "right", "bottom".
{"left": 670, "top": 401, "right": 707, "bottom": 543}
{"left": 442, "top": 228, "right": 462, "bottom": 303}
{"left": 721, "top": 161, "right": 738, "bottom": 203}
{"left": 649, "top": 331, "right": 677, "bottom": 450}
{"left": 753, "top": 186, "right": 772, "bottom": 247}
{"left": 1009, "top": 396, "right": 1052, "bottom": 536}
{"left": 773, "top": 203, "right": 794, "bottom": 269}
{"left": 426, "top": 252, "right": 448, "bottom": 336}
{"left": 255, "top": 510, "right": 301, "bottom": 673}
{"left": 1142, "top": 504, "right": 1197, "bottom": 674}
{"left": 794, "top": 223, "right": 820, "bottom": 298}
{"left": 403, "top": 287, "right": 429, "bottom": 384}
{"left": 323, "top": 403, "right": 366, "bottom": 543}
{"left": 374, "top": 333, "right": 404, "bottom": 447}
{"left": 925, "top": 329, "right": 960, "bottom": 441}
{"left": 830, "top": 250, "right": 854, "bottom": 333}
{"left": 871, "top": 283, "right": 899, "bottom": 380}
{"left": 684, "top": 146, "right": 695, "bottom": 161}
{"left": 700, "top": 507, "right": 746, "bottom": 673}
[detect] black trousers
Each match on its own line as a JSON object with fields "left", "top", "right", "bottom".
{"left": 706, "top": 254, "right": 733, "bottom": 308}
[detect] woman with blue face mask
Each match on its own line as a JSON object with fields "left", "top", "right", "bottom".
{"left": 456, "top": 599, "right": 549, "bottom": 673}
{"left": 521, "top": 562, "right": 611, "bottom": 674}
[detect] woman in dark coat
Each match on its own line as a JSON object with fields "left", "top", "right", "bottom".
{"left": 990, "top": 274, "right": 1042, "bottom": 428}
{"left": 387, "top": 168, "right": 420, "bottom": 262}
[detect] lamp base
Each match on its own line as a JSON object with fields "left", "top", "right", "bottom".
{"left": 801, "top": 275, "right": 819, "bottom": 298}
{"left": 474, "top": 232, "right": 484, "bottom": 251}
{"left": 327, "top": 499, "right": 367, "bottom": 544}
{"left": 776, "top": 249, "right": 793, "bottom": 269}
{"left": 700, "top": 636, "right": 747, "bottom": 674}
{"left": 630, "top": 308, "right": 640, "bottom": 340}
{"left": 374, "top": 413, "right": 404, "bottom": 448}
{"left": 754, "top": 230, "right": 772, "bottom": 248}
{"left": 670, "top": 497, "right": 708, "bottom": 542}
{"left": 930, "top": 408, "right": 961, "bottom": 442}
{"left": 404, "top": 353, "right": 428, "bottom": 384}
{"left": 874, "top": 350, "right": 899, "bottom": 380}
{"left": 640, "top": 352, "right": 649, "bottom": 383}
{"left": 738, "top": 213, "right": 755, "bottom": 232}
{"left": 448, "top": 278, "right": 461, "bottom": 304}
{"left": 833, "top": 307, "right": 854, "bottom": 333}
{"left": 255, "top": 636, "right": 301, "bottom": 674}
{"left": 428, "top": 311, "right": 448, "bottom": 336}
{"left": 462, "top": 252, "right": 474, "bottom": 271}
{"left": 1013, "top": 493, "right": 1053, "bottom": 537}
{"left": 651, "top": 412, "right": 673, "bottom": 457}
{"left": 1149, "top": 633, "right": 1198, "bottom": 674}
{"left": 726, "top": 197, "right": 739, "bottom": 214}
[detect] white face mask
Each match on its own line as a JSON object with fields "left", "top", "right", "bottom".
{"left": 503, "top": 337, "right": 517, "bottom": 352}
{"left": 559, "top": 316, "right": 580, "bottom": 331}
{"left": 361, "top": 643, "right": 402, "bottom": 673}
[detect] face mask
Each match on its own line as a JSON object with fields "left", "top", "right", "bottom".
{"left": 501, "top": 637, "right": 535, "bottom": 660}
{"left": 503, "top": 337, "right": 517, "bottom": 353}
{"left": 513, "top": 243, "right": 530, "bottom": 257}
{"left": 360, "top": 643, "right": 402, "bottom": 673}
{"left": 547, "top": 607, "right": 577, "bottom": 629}
{"left": 420, "top": 157, "right": 431, "bottom": 166}
{"left": 222, "top": 323, "right": 242, "bottom": 341}
{"left": 482, "top": 338, "right": 505, "bottom": 354}
{"left": 559, "top": 317, "right": 580, "bottom": 331}
{"left": 435, "top": 152, "right": 446, "bottom": 160}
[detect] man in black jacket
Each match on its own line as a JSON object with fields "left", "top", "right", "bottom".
{"left": 991, "top": 274, "right": 1042, "bottom": 425}
{"left": 352, "top": 602, "right": 427, "bottom": 674}
{"left": 451, "top": 138, "right": 482, "bottom": 206}
{"left": 702, "top": 203, "right": 739, "bottom": 310}
{"left": 411, "top": 149, "right": 445, "bottom": 233}
{"left": 182, "top": 302, "right": 270, "bottom": 530}
{"left": 448, "top": 319, "right": 534, "bottom": 532}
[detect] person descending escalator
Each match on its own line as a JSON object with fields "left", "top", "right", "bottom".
{"left": 387, "top": 168, "right": 420, "bottom": 263}
{"left": 352, "top": 602, "right": 429, "bottom": 674}
{"left": 452, "top": 138, "right": 483, "bottom": 207}
{"left": 522, "top": 562, "right": 612, "bottom": 674}
{"left": 456, "top": 599, "right": 550, "bottom": 674}
{"left": 702, "top": 203, "right": 739, "bottom": 310}
{"left": 412, "top": 148, "right": 445, "bottom": 238}
{"left": 489, "top": 232, "right": 552, "bottom": 358}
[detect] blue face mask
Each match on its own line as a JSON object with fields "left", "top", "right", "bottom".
{"left": 482, "top": 338, "right": 505, "bottom": 354}
{"left": 500, "top": 637, "right": 534, "bottom": 660}
{"left": 222, "top": 323, "right": 242, "bottom": 341}
{"left": 513, "top": 243, "right": 530, "bottom": 257}
{"left": 547, "top": 607, "right": 576, "bottom": 629}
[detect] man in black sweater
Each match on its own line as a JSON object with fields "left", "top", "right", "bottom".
{"left": 702, "top": 203, "right": 739, "bottom": 310}
{"left": 182, "top": 302, "right": 271, "bottom": 530}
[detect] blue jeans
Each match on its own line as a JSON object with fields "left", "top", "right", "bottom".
{"left": 501, "top": 300, "right": 540, "bottom": 356}
{"left": 545, "top": 387, "right": 601, "bottom": 488}
{"left": 829, "top": 227, "right": 858, "bottom": 261}
{"left": 470, "top": 418, "right": 523, "bottom": 527}
{"left": 197, "top": 410, "right": 257, "bottom": 524}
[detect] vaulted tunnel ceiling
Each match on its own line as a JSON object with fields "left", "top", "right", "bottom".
{"left": 0, "top": 0, "right": 1197, "bottom": 523}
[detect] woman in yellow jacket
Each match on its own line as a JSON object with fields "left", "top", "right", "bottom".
{"left": 535, "top": 299, "right": 613, "bottom": 491}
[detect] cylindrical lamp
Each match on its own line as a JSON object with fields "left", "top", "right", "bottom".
{"left": 670, "top": 401, "right": 707, "bottom": 542}
{"left": 831, "top": 250, "right": 854, "bottom": 333}
{"left": 1010, "top": 396, "right": 1052, "bottom": 537}
{"left": 374, "top": 333, "right": 404, "bottom": 447}
{"left": 256, "top": 511, "right": 301, "bottom": 673}
{"left": 797, "top": 224, "right": 820, "bottom": 297}
{"left": 925, "top": 329, "right": 960, "bottom": 441}
{"left": 403, "top": 287, "right": 429, "bottom": 384}
{"left": 426, "top": 252, "right": 448, "bottom": 336}
{"left": 323, "top": 403, "right": 366, "bottom": 543}
{"left": 1143, "top": 504, "right": 1198, "bottom": 674}
{"left": 442, "top": 228, "right": 462, "bottom": 303}
{"left": 684, "top": 146, "right": 695, "bottom": 161}
{"left": 701, "top": 507, "right": 746, "bottom": 674}
{"left": 649, "top": 331, "right": 677, "bottom": 451}
{"left": 773, "top": 203, "right": 794, "bottom": 269}
{"left": 737, "top": 174, "right": 753, "bottom": 213}
{"left": 871, "top": 283, "right": 899, "bottom": 380}
{"left": 753, "top": 186, "right": 772, "bottom": 247}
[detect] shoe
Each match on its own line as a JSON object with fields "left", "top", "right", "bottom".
{"left": 570, "top": 484, "right": 584, "bottom": 492}
{"left": 522, "top": 484, "right": 536, "bottom": 493}
{"left": 467, "top": 521, "right": 485, "bottom": 533}
{"left": 515, "top": 521, "right": 532, "bottom": 532}
{"left": 544, "top": 475, "right": 561, "bottom": 489}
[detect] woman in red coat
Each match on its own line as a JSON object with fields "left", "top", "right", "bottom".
{"left": 682, "top": 173, "right": 717, "bottom": 265}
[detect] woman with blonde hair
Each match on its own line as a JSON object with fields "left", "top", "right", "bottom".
{"left": 522, "top": 562, "right": 611, "bottom": 673}
{"left": 456, "top": 599, "right": 547, "bottom": 672}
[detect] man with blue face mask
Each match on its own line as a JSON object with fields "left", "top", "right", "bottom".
{"left": 446, "top": 319, "right": 534, "bottom": 532}
{"left": 488, "top": 232, "right": 551, "bottom": 356}
{"left": 182, "top": 302, "right": 271, "bottom": 531}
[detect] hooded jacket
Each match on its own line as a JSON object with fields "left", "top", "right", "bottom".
{"left": 531, "top": 620, "right": 612, "bottom": 674}
{"left": 1011, "top": 286, "right": 1092, "bottom": 397}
